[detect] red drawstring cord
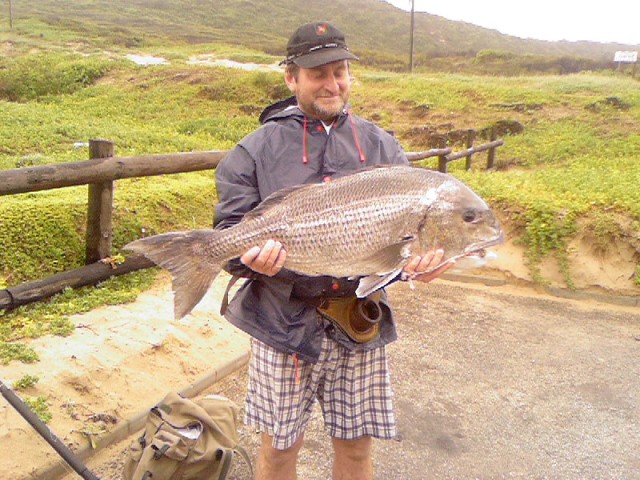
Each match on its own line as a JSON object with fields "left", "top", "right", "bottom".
{"left": 302, "top": 116, "right": 309, "bottom": 164}
{"left": 292, "top": 353, "right": 300, "bottom": 384}
{"left": 348, "top": 111, "right": 366, "bottom": 163}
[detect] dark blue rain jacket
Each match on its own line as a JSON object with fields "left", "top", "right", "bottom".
{"left": 214, "top": 103, "right": 408, "bottom": 362}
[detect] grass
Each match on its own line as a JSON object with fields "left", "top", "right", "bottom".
{"left": 12, "top": 374, "right": 40, "bottom": 390}
{"left": 23, "top": 396, "right": 53, "bottom": 424}
{"left": 0, "top": 22, "right": 639, "bottom": 364}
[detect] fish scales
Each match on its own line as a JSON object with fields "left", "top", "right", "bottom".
{"left": 290, "top": 172, "right": 422, "bottom": 270}
{"left": 126, "top": 166, "right": 503, "bottom": 318}
{"left": 207, "top": 169, "right": 427, "bottom": 276}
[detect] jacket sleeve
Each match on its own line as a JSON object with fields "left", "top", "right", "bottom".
{"left": 385, "top": 132, "right": 410, "bottom": 166}
{"left": 213, "top": 145, "right": 261, "bottom": 278}
{"left": 213, "top": 144, "right": 310, "bottom": 284}
{"left": 214, "top": 145, "right": 260, "bottom": 230}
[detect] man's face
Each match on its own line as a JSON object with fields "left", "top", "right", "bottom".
{"left": 285, "top": 60, "right": 352, "bottom": 122}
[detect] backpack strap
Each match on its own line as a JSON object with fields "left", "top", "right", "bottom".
{"left": 218, "top": 448, "right": 234, "bottom": 480}
{"left": 217, "top": 445, "right": 253, "bottom": 479}
{"left": 233, "top": 445, "right": 253, "bottom": 478}
{"left": 220, "top": 275, "right": 241, "bottom": 316}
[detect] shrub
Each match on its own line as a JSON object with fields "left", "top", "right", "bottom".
{"left": 0, "top": 53, "right": 113, "bottom": 102}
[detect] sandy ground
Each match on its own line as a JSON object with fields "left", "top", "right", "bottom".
{"left": 0, "top": 241, "right": 638, "bottom": 479}
{"left": 0, "top": 271, "right": 250, "bottom": 480}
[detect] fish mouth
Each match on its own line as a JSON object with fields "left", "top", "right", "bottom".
{"left": 463, "top": 231, "right": 505, "bottom": 257}
{"left": 421, "top": 231, "right": 505, "bottom": 274}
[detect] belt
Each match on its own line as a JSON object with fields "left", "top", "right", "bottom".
{"left": 220, "top": 275, "right": 384, "bottom": 344}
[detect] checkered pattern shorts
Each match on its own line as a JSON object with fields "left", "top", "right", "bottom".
{"left": 245, "top": 335, "right": 397, "bottom": 450}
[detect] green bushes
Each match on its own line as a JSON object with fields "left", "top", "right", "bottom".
{"left": 472, "top": 49, "right": 610, "bottom": 75}
{"left": 0, "top": 53, "right": 114, "bottom": 102}
{"left": 0, "top": 191, "right": 88, "bottom": 283}
{"left": 0, "top": 174, "right": 216, "bottom": 285}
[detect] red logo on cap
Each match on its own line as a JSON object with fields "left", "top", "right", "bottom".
{"left": 316, "top": 23, "right": 328, "bottom": 36}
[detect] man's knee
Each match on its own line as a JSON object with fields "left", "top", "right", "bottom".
{"left": 332, "top": 436, "right": 372, "bottom": 462}
{"left": 259, "top": 433, "right": 305, "bottom": 465}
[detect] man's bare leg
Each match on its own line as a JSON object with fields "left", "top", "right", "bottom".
{"left": 255, "top": 433, "right": 304, "bottom": 480}
{"left": 332, "top": 436, "right": 373, "bottom": 480}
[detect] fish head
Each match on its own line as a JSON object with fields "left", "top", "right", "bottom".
{"left": 416, "top": 177, "right": 504, "bottom": 265}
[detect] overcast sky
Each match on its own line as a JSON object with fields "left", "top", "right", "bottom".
{"left": 384, "top": 0, "right": 640, "bottom": 46}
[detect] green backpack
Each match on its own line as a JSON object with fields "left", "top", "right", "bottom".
{"left": 123, "top": 392, "right": 252, "bottom": 480}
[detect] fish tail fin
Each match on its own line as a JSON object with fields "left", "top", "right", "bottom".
{"left": 125, "top": 230, "right": 222, "bottom": 319}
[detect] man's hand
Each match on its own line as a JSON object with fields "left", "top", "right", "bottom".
{"left": 240, "top": 239, "right": 287, "bottom": 276}
{"left": 403, "top": 249, "right": 453, "bottom": 283}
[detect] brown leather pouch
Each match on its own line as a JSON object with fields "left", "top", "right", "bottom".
{"left": 317, "top": 292, "right": 384, "bottom": 344}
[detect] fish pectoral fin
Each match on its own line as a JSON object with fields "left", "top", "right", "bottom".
{"left": 356, "top": 267, "right": 404, "bottom": 298}
{"left": 347, "top": 238, "right": 414, "bottom": 275}
{"left": 353, "top": 239, "right": 416, "bottom": 297}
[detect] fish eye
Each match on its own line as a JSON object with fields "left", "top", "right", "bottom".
{"left": 462, "top": 209, "right": 478, "bottom": 223}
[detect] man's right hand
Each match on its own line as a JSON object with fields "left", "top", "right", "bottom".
{"left": 240, "top": 239, "right": 287, "bottom": 276}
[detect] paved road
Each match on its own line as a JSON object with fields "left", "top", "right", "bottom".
{"left": 378, "top": 281, "right": 640, "bottom": 480}
{"left": 92, "top": 280, "right": 640, "bottom": 480}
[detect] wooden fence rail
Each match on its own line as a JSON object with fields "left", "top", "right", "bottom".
{"left": 0, "top": 143, "right": 229, "bottom": 196}
{"left": 0, "top": 137, "right": 502, "bottom": 311}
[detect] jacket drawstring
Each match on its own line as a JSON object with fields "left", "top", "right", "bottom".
{"left": 348, "top": 111, "right": 366, "bottom": 163}
{"left": 302, "top": 116, "right": 309, "bottom": 164}
{"left": 292, "top": 353, "right": 300, "bottom": 384}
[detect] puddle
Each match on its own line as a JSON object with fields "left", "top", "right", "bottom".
{"left": 187, "top": 54, "right": 282, "bottom": 72}
{"left": 126, "top": 54, "right": 169, "bottom": 66}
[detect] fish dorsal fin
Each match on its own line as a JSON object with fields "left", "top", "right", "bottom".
{"left": 243, "top": 183, "right": 316, "bottom": 220}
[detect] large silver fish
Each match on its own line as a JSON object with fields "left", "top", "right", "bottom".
{"left": 126, "top": 166, "right": 503, "bottom": 318}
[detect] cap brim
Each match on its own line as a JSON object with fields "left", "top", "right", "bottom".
{"left": 292, "top": 48, "right": 359, "bottom": 68}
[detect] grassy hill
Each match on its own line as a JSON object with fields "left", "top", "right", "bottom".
{"left": 2, "top": 0, "right": 636, "bottom": 71}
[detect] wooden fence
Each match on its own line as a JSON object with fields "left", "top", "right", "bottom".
{"left": 0, "top": 136, "right": 503, "bottom": 310}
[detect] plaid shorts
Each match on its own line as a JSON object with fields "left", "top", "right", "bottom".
{"left": 245, "top": 334, "right": 397, "bottom": 450}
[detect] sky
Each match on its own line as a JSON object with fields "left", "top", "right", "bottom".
{"left": 384, "top": 0, "right": 640, "bottom": 46}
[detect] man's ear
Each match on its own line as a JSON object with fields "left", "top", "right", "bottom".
{"left": 284, "top": 71, "right": 297, "bottom": 93}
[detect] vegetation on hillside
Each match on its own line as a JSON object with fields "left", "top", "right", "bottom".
{"left": 2, "top": 0, "right": 636, "bottom": 69}
{"left": 0, "top": 9, "right": 639, "bottom": 364}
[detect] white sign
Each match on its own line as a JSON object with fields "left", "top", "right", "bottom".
{"left": 614, "top": 51, "right": 638, "bottom": 63}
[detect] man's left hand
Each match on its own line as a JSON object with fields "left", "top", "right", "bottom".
{"left": 403, "top": 249, "right": 453, "bottom": 283}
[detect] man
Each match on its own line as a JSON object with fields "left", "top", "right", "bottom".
{"left": 214, "top": 21, "right": 451, "bottom": 480}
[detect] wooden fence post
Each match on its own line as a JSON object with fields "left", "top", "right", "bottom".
{"left": 465, "top": 130, "right": 476, "bottom": 171}
{"left": 486, "top": 127, "right": 497, "bottom": 170}
{"left": 86, "top": 140, "right": 115, "bottom": 264}
{"left": 437, "top": 155, "right": 448, "bottom": 173}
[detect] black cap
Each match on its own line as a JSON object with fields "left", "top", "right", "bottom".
{"left": 281, "top": 21, "right": 359, "bottom": 68}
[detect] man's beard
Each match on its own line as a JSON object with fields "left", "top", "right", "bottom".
{"left": 305, "top": 95, "right": 347, "bottom": 122}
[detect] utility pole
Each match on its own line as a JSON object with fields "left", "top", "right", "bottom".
{"left": 409, "top": 0, "right": 415, "bottom": 72}
{"left": 9, "top": 0, "right": 13, "bottom": 29}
